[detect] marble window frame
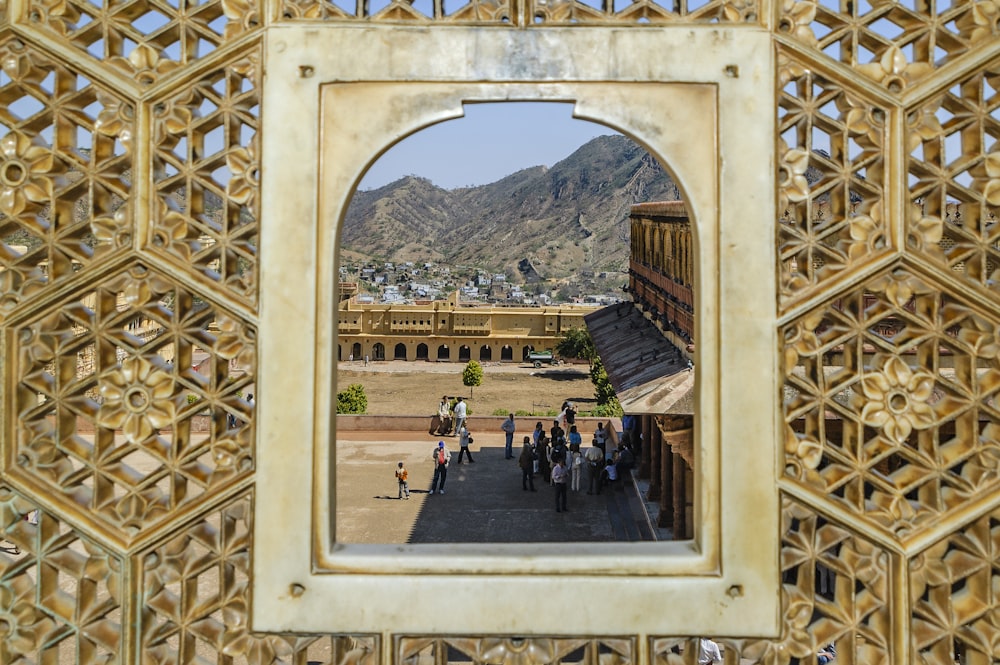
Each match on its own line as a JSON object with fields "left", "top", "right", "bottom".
{"left": 255, "top": 25, "right": 779, "bottom": 636}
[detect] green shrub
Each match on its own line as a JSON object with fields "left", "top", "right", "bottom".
{"left": 337, "top": 383, "right": 368, "bottom": 414}
{"left": 492, "top": 408, "right": 508, "bottom": 416}
{"left": 462, "top": 360, "right": 483, "bottom": 396}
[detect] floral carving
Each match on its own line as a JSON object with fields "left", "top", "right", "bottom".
{"left": 977, "top": 150, "right": 1000, "bottom": 206}
{"left": 0, "top": 582, "right": 45, "bottom": 658}
{"left": 957, "top": 0, "right": 1000, "bottom": 43}
{"left": 226, "top": 143, "right": 259, "bottom": 208}
{"left": 778, "top": 142, "right": 810, "bottom": 211}
{"left": 109, "top": 44, "right": 180, "bottom": 87}
{"left": 94, "top": 93, "right": 135, "bottom": 149}
{"left": 478, "top": 637, "right": 557, "bottom": 665}
{"left": 778, "top": 0, "right": 817, "bottom": 46}
{"left": 857, "top": 45, "right": 933, "bottom": 92}
{"left": 855, "top": 356, "right": 935, "bottom": 444}
{"left": 0, "top": 134, "right": 61, "bottom": 217}
{"left": 97, "top": 356, "right": 177, "bottom": 444}
{"left": 841, "top": 207, "right": 886, "bottom": 261}
{"left": 91, "top": 208, "right": 132, "bottom": 250}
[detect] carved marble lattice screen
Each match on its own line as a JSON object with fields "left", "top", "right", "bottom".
{"left": 2, "top": 0, "right": 1000, "bottom": 659}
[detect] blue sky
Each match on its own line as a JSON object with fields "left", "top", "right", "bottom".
{"left": 358, "top": 102, "right": 620, "bottom": 191}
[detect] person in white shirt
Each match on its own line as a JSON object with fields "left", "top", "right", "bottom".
{"left": 452, "top": 397, "right": 467, "bottom": 435}
{"left": 698, "top": 638, "right": 722, "bottom": 664}
{"left": 500, "top": 413, "right": 516, "bottom": 459}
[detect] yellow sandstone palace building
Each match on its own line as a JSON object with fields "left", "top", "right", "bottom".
{"left": 337, "top": 292, "right": 598, "bottom": 362}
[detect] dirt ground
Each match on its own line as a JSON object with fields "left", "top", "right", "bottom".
{"left": 336, "top": 360, "right": 596, "bottom": 416}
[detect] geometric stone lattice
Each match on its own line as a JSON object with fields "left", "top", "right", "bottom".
{"left": 11, "top": 265, "right": 255, "bottom": 547}
{"left": 0, "top": 486, "right": 123, "bottom": 665}
{"left": 911, "top": 507, "right": 1000, "bottom": 665}
{"left": 783, "top": 263, "right": 1000, "bottom": 547}
{"left": 140, "top": 493, "right": 378, "bottom": 665}
{"left": 150, "top": 49, "right": 259, "bottom": 308}
{"left": 777, "top": 495, "right": 891, "bottom": 664}
{"left": 0, "top": 37, "right": 132, "bottom": 318}
{"left": 24, "top": 0, "right": 259, "bottom": 90}
{"left": 777, "top": 48, "right": 889, "bottom": 309}
{"left": 777, "top": 0, "right": 985, "bottom": 91}
{"left": 398, "top": 636, "right": 634, "bottom": 664}
{"left": 906, "top": 59, "right": 1000, "bottom": 299}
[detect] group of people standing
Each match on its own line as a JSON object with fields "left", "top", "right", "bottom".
{"left": 432, "top": 395, "right": 467, "bottom": 437}
{"left": 412, "top": 401, "right": 637, "bottom": 513}
{"left": 517, "top": 412, "right": 635, "bottom": 512}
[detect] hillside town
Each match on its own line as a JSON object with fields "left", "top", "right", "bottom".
{"left": 339, "top": 259, "right": 626, "bottom": 306}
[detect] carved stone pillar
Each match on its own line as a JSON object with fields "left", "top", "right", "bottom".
{"left": 657, "top": 438, "right": 672, "bottom": 529}
{"left": 672, "top": 451, "right": 686, "bottom": 540}
{"left": 639, "top": 415, "right": 655, "bottom": 479}
{"left": 646, "top": 421, "right": 661, "bottom": 501}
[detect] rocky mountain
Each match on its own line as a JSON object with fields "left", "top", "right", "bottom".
{"left": 342, "top": 134, "right": 680, "bottom": 292}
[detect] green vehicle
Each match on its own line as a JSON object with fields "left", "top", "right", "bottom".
{"left": 527, "top": 350, "right": 561, "bottom": 368}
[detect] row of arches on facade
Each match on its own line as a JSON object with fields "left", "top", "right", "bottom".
{"left": 338, "top": 343, "right": 536, "bottom": 362}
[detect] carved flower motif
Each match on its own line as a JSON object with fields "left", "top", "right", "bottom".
{"left": 215, "top": 314, "right": 255, "bottom": 369}
{"left": 907, "top": 540, "right": 950, "bottom": 600}
{"left": 222, "top": 0, "right": 260, "bottom": 40}
{"left": 957, "top": 0, "right": 1000, "bottom": 43}
{"left": 210, "top": 434, "right": 252, "bottom": 477}
{"left": 92, "top": 208, "right": 132, "bottom": 250}
{"left": 779, "top": 142, "right": 811, "bottom": 211}
{"left": 94, "top": 93, "right": 135, "bottom": 149}
{"left": 783, "top": 312, "right": 823, "bottom": 369}
{"left": 778, "top": 0, "right": 817, "bottom": 46}
{"left": 855, "top": 355, "right": 935, "bottom": 444}
{"left": 906, "top": 204, "right": 944, "bottom": 256}
{"left": 870, "top": 268, "right": 933, "bottom": 308}
{"left": 784, "top": 426, "right": 824, "bottom": 472}
{"left": 0, "top": 584, "right": 41, "bottom": 655}
{"left": 780, "top": 587, "right": 814, "bottom": 659}
{"left": 152, "top": 209, "right": 194, "bottom": 260}
{"left": 121, "top": 265, "right": 172, "bottom": 308}
{"left": 841, "top": 207, "right": 886, "bottom": 261}
{"left": 978, "top": 150, "right": 1000, "bottom": 206}
{"left": 221, "top": 595, "right": 295, "bottom": 663}
{"left": 905, "top": 103, "right": 944, "bottom": 152}
{"left": 98, "top": 356, "right": 177, "bottom": 444}
{"left": 840, "top": 94, "right": 885, "bottom": 148}
{"left": 477, "top": 638, "right": 557, "bottom": 665}
{"left": 0, "top": 134, "right": 59, "bottom": 217}
{"left": 110, "top": 44, "right": 180, "bottom": 87}
{"left": 857, "top": 45, "right": 933, "bottom": 92}
{"left": 226, "top": 143, "right": 258, "bottom": 208}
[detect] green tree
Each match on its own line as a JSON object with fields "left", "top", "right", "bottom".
{"left": 462, "top": 360, "right": 484, "bottom": 397}
{"left": 556, "top": 327, "right": 596, "bottom": 364}
{"left": 336, "top": 383, "right": 368, "bottom": 414}
{"left": 589, "top": 357, "right": 623, "bottom": 417}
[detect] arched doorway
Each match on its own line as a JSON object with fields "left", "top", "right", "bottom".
{"left": 437, "top": 345, "right": 450, "bottom": 361}
{"left": 416, "top": 343, "right": 429, "bottom": 360}
{"left": 373, "top": 343, "right": 385, "bottom": 360}
{"left": 338, "top": 345, "right": 342, "bottom": 361}
{"left": 522, "top": 346, "right": 534, "bottom": 361}
{"left": 501, "top": 345, "right": 513, "bottom": 361}
{"left": 480, "top": 345, "right": 492, "bottom": 361}
{"left": 394, "top": 343, "right": 407, "bottom": 360}
{"left": 458, "top": 345, "right": 471, "bottom": 361}
{"left": 352, "top": 342, "right": 362, "bottom": 360}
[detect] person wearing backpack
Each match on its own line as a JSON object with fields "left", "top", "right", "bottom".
{"left": 430, "top": 441, "right": 451, "bottom": 494}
